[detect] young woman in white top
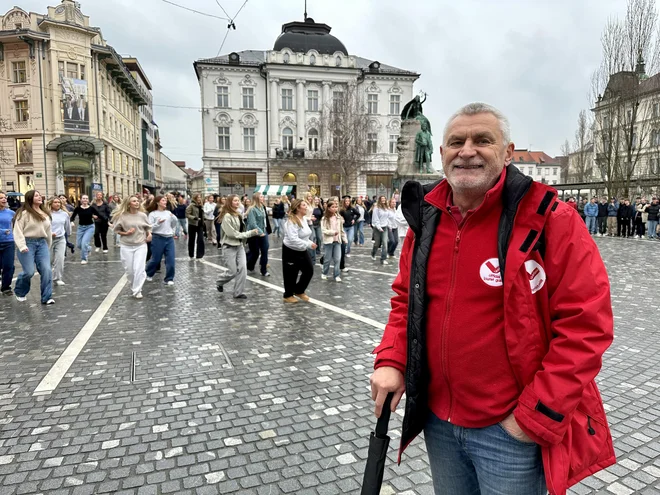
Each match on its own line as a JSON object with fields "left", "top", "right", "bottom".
{"left": 321, "top": 198, "right": 348, "bottom": 282}
{"left": 145, "top": 196, "right": 178, "bottom": 285}
{"left": 282, "top": 199, "right": 317, "bottom": 303}
{"left": 203, "top": 195, "right": 217, "bottom": 245}
{"left": 49, "top": 197, "right": 71, "bottom": 286}
{"left": 12, "top": 190, "right": 54, "bottom": 304}
{"left": 387, "top": 197, "right": 400, "bottom": 258}
{"left": 354, "top": 197, "right": 366, "bottom": 246}
{"left": 302, "top": 191, "right": 317, "bottom": 265}
{"left": 370, "top": 195, "right": 390, "bottom": 265}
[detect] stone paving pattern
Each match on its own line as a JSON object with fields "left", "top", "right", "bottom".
{"left": 0, "top": 233, "right": 659, "bottom": 494}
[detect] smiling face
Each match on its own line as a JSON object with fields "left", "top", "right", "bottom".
{"left": 96, "top": 192, "right": 103, "bottom": 202}
{"left": 441, "top": 112, "right": 514, "bottom": 197}
{"left": 232, "top": 196, "right": 241, "bottom": 209}
{"left": 33, "top": 191, "right": 43, "bottom": 206}
{"left": 51, "top": 198, "right": 61, "bottom": 211}
{"left": 389, "top": 198, "right": 397, "bottom": 209}
{"left": 343, "top": 198, "right": 351, "bottom": 208}
{"left": 328, "top": 202, "right": 338, "bottom": 213}
{"left": 129, "top": 196, "right": 140, "bottom": 209}
{"left": 158, "top": 197, "right": 168, "bottom": 209}
{"left": 0, "top": 193, "right": 6, "bottom": 209}
{"left": 81, "top": 195, "right": 89, "bottom": 206}
{"left": 378, "top": 196, "right": 387, "bottom": 207}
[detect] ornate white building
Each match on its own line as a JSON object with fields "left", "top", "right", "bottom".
{"left": 193, "top": 17, "right": 419, "bottom": 199}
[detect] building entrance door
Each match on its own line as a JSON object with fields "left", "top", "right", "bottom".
{"left": 65, "top": 177, "right": 86, "bottom": 203}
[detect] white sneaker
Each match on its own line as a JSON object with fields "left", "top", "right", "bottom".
{"left": 321, "top": 274, "right": 328, "bottom": 280}
{"left": 146, "top": 277, "right": 153, "bottom": 282}
{"left": 45, "top": 299, "right": 55, "bottom": 305}
{"left": 341, "top": 268, "right": 349, "bottom": 273}
{"left": 81, "top": 260, "right": 88, "bottom": 265}
{"left": 371, "top": 255, "right": 376, "bottom": 261}
{"left": 55, "top": 280, "right": 66, "bottom": 286}
{"left": 95, "top": 248, "right": 100, "bottom": 253}
{"left": 335, "top": 277, "right": 342, "bottom": 282}
{"left": 345, "top": 254, "right": 351, "bottom": 258}
{"left": 16, "top": 296, "right": 26, "bottom": 302}
{"left": 382, "top": 260, "right": 389, "bottom": 265}
{"left": 102, "top": 250, "right": 108, "bottom": 254}
{"left": 166, "top": 281, "right": 175, "bottom": 286}
{"left": 134, "top": 292, "right": 143, "bottom": 299}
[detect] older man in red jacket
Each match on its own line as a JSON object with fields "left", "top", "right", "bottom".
{"left": 370, "top": 102, "right": 614, "bottom": 495}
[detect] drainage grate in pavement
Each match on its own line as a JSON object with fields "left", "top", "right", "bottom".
{"left": 131, "top": 343, "right": 233, "bottom": 382}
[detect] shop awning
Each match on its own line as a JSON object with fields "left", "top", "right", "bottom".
{"left": 47, "top": 135, "right": 104, "bottom": 154}
{"left": 254, "top": 185, "right": 293, "bottom": 196}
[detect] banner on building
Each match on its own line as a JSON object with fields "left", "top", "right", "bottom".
{"left": 61, "top": 77, "right": 90, "bottom": 134}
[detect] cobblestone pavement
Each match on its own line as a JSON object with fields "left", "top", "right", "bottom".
{"left": 0, "top": 234, "right": 659, "bottom": 494}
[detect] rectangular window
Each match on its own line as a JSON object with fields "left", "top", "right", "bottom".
{"left": 654, "top": 103, "right": 659, "bottom": 118}
{"left": 389, "top": 95, "right": 400, "bottom": 115}
{"left": 80, "top": 65, "right": 86, "bottom": 81}
{"left": 332, "top": 91, "right": 344, "bottom": 113}
{"left": 367, "top": 132, "right": 378, "bottom": 153}
{"left": 307, "top": 90, "right": 319, "bottom": 112}
{"left": 553, "top": 168, "right": 557, "bottom": 176}
{"left": 389, "top": 134, "right": 399, "bottom": 154}
{"left": 12, "top": 61, "right": 27, "bottom": 84}
{"left": 15, "top": 100, "right": 29, "bottom": 122}
{"left": 67, "top": 62, "right": 78, "bottom": 79}
{"left": 58, "top": 61, "right": 65, "bottom": 79}
{"left": 243, "top": 127, "right": 255, "bottom": 151}
{"left": 367, "top": 94, "right": 378, "bottom": 114}
{"left": 242, "top": 87, "right": 254, "bottom": 109}
{"left": 282, "top": 88, "right": 293, "bottom": 110}
{"left": 545, "top": 168, "right": 550, "bottom": 176}
{"left": 112, "top": 149, "right": 116, "bottom": 172}
{"left": 218, "top": 126, "right": 230, "bottom": 150}
{"left": 217, "top": 86, "right": 229, "bottom": 108}
{"left": 308, "top": 132, "right": 318, "bottom": 151}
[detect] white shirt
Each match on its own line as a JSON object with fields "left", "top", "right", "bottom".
{"left": 283, "top": 218, "right": 314, "bottom": 251}
{"left": 203, "top": 202, "right": 216, "bottom": 220}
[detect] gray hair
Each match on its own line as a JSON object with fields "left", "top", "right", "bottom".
{"left": 442, "top": 102, "right": 511, "bottom": 146}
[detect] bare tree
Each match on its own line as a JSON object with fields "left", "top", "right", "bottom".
{"left": 318, "top": 83, "right": 372, "bottom": 196}
{"left": 568, "top": 110, "right": 593, "bottom": 183}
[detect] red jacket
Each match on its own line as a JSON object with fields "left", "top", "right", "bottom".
{"left": 375, "top": 176, "right": 615, "bottom": 494}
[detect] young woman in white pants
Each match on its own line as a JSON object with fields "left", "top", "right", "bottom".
{"left": 48, "top": 197, "right": 71, "bottom": 286}
{"left": 112, "top": 195, "right": 152, "bottom": 299}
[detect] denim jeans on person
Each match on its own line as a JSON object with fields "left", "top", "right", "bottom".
{"left": 76, "top": 224, "right": 95, "bottom": 261}
{"left": 307, "top": 225, "right": 316, "bottom": 266}
{"left": 0, "top": 241, "right": 16, "bottom": 291}
{"left": 313, "top": 225, "right": 323, "bottom": 256}
{"left": 424, "top": 412, "right": 546, "bottom": 495}
{"left": 323, "top": 242, "right": 342, "bottom": 279}
{"left": 272, "top": 218, "right": 283, "bottom": 237}
{"left": 356, "top": 220, "right": 365, "bottom": 245}
{"left": 50, "top": 236, "right": 66, "bottom": 282}
{"left": 247, "top": 235, "right": 269, "bottom": 274}
{"left": 15, "top": 238, "right": 52, "bottom": 303}
{"left": 647, "top": 220, "right": 659, "bottom": 238}
{"left": 388, "top": 227, "right": 399, "bottom": 256}
{"left": 585, "top": 216, "right": 598, "bottom": 234}
{"left": 371, "top": 227, "right": 389, "bottom": 261}
{"left": 176, "top": 218, "right": 188, "bottom": 237}
{"left": 343, "top": 226, "right": 355, "bottom": 254}
{"left": 146, "top": 234, "right": 176, "bottom": 282}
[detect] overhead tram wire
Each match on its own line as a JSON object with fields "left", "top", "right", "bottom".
{"left": 214, "top": 0, "right": 249, "bottom": 57}
{"left": 160, "top": 0, "right": 229, "bottom": 20}
{"left": 214, "top": 0, "right": 232, "bottom": 20}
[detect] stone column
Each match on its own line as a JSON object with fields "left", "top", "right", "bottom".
{"left": 296, "top": 79, "right": 306, "bottom": 148}
{"left": 269, "top": 78, "right": 279, "bottom": 155}
{"left": 321, "top": 81, "right": 332, "bottom": 107}
{"left": 321, "top": 81, "right": 332, "bottom": 150}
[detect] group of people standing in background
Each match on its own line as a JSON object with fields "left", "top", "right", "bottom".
{"left": 576, "top": 195, "right": 660, "bottom": 239}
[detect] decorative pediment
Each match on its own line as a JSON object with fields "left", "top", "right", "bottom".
{"left": 238, "top": 74, "right": 257, "bottom": 87}
{"left": 369, "top": 120, "right": 382, "bottom": 132}
{"left": 365, "top": 81, "right": 381, "bottom": 93}
{"left": 279, "top": 116, "right": 297, "bottom": 129}
{"left": 387, "top": 119, "right": 401, "bottom": 133}
{"left": 213, "top": 75, "right": 231, "bottom": 86}
{"left": 305, "top": 117, "right": 320, "bottom": 130}
{"left": 213, "top": 112, "right": 233, "bottom": 126}
{"left": 239, "top": 113, "right": 258, "bottom": 127}
{"left": 388, "top": 82, "right": 403, "bottom": 94}
{"left": 2, "top": 8, "right": 30, "bottom": 30}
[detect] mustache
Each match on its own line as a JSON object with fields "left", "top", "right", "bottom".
{"left": 450, "top": 158, "right": 486, "bottom": 167}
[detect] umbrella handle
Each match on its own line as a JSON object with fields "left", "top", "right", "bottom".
{"left": 375, "top": 392, "right": 394, "bottom": 437}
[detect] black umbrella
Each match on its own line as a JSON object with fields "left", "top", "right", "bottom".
{"left": 361, "top": 392, "right": 394, "bottom": 495}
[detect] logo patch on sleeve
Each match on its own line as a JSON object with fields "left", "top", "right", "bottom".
{"left": 525, "top": 260, "right": 546, "bottom": 294}
{"left": 479, "top": 258, "right": 503, "bottom": 287}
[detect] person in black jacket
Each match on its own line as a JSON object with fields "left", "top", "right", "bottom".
{"left": 339, "top": 196, "right": 360, "bottom": 258}
{"left": 91, "top": 192, "right": 112, "bottom": 253}
{"left": 616, "top": 198, "right": 633, "bottom": 238}
{"left": 644, "top": 197, "right": 660, "bottom": 239}
{"left": 597, "top": 197, "right": 608, "bottom": 236}
{"left": 271, "top": 197, "right": 286, "bottom": 238}
{"left": 173, "top": 196, "right": 188, "bottom": 238}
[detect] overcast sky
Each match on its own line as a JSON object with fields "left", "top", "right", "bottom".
{"left": 19, "top": 0, "right": 630, "bottom": 169}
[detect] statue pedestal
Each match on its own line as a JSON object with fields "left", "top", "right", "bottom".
{"left": 394, "top": 119, "right": 444, "bottom": 190}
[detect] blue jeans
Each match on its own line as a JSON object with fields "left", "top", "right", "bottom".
{"left": 308, "top": 224, "right": 316, "bottom": 265}
{"left": 247, "top": 235, "right": 269, "bottom": 274}
{"left": 146, "top": 235, "right": 176, "bottom": 282}
{"left": 272, "top": 218, "right": 283, "bottom": 237}
{"left": 647, "top": 220, "right": 659, "bottom": 238}
{"left": 371, "top": 227, "right": 389, "bottom": 261}
{"left": 76, "top": 224, "right": 95, "bottom": 260}
{"left": 313, "top": 225, "right": 323, "bottom": 255}
{"left": 15, "top": 238, "right": 52, "bottom": 303}
{"left": 356, "top": 221, "right": 365, "bottom": 245}
{"left": 343, "top": 226, "right": 355, "bottom": 254}
{"left": 585, "top": 216, "right": 598, "bottom": 234}
{"left": 425, "top": 413, "right": 545, "bottom": 495}
{"left": 388, "top": 227, "right": 399, "bottom": 256}
{"left": 176, "top": 218, "right": 188, "bottom": 237}
{"left": 0, "top": 241, "right": 15, "bottom": 291}
{"left": 323, "top": 242, "right": 341, "bottom": 279}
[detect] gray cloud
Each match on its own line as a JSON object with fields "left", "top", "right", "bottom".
{"left": 18, "top": 0, "right": 629, "bottom": 166}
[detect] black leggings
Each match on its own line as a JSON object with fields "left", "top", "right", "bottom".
{"left": 188, "top": 224, "right": 205, "bottom": 259}
{"left": 282, "top": 245, "right": 314, "bottom": 298}
{"left": 94, "top": 221, "right": 108, "bottom": 250}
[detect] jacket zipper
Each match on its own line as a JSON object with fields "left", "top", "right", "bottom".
{"left": 441, "top": 218, "right": 463, "bottom": 423}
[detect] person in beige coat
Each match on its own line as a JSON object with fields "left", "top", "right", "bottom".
{"left": 320, "top": 198, "right": 348, "bottom": 282}
{"left": 186, "top": 194, "right": 205, "bottom": 259}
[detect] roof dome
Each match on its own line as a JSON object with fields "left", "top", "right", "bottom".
{"left": 273, "top": 18, "right": 348, "bottom": 56}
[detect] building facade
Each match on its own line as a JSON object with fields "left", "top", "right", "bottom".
{"left": 512, "top": 149, "right": 563, "bottom": 185}
{"left": 0, "top": 1, "right": 148, "bottom": 201}
{"left": 194, "top": 17, "right": 419, "bottom": 199}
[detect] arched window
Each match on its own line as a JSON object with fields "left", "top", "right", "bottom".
{"left": 282, "top": 127, "right": 293, "bottom": 150}
{"left": 308, "top": 173, "right": 320, "bottom": 184}
{"left": 335, "top": 56, "right": 342, "bottom": 67}
{"left": 283, "top": 172, "right": 297, "bottom": 183}
{"left": 310, "top": 54, "right": 316, "bottom": 65}
{"left": 308, "top": 128, "right": 319, "bottom": 151}
{"left": 283, "top": 52, "right": 290, "bottom": 64}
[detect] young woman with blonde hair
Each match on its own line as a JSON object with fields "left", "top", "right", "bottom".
{"left": 321, "top": 198, "right": 347, "bottom": 282}
{"left": 370, "top": 195, "right": 390, "bottom": 265}
{"left": 217, "top": 194, "right": 261, "bottom": 299}
{"left": 12, "top": 190, "right": 54, "bottom": 304}
{"left": 145, "top": 196, "right": 178, "bottom": 285}
{"left": 246, "top": 191, "right": 272, "bottom": 276}
{"left": 282, "top": 199, "right": 317, "bottom": 303}
{"left": 48, "top": 196, "right": 71, "bottom": 286}
{"left": 112, "top": 195, "right": 152, "bottom": 299}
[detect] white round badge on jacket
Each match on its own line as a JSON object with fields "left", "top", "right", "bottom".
{"left": 525, "top": 260, "right": 546, "bottom": 294}
{"left": 479, "top": 258, "right": 503, "bottom": 287}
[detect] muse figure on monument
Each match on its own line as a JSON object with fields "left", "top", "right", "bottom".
{"left": 401, "top": 92, "right": 434, "bottom": 173}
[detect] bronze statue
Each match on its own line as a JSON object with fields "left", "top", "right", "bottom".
{"left": 401, "top": 93, "right": 426, "bottom": 121}
{"left": 414, "top": 120, "right": 433, "bottom": 173}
